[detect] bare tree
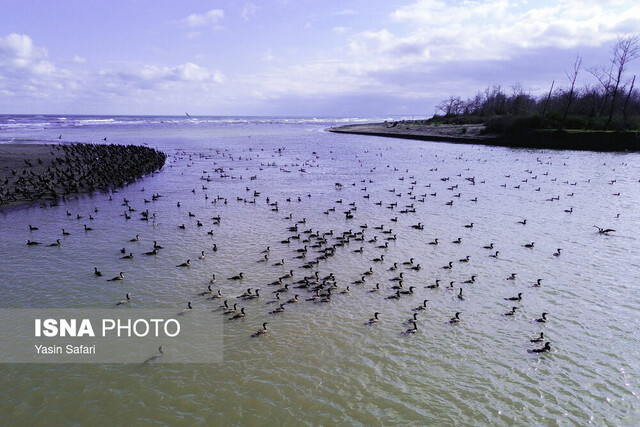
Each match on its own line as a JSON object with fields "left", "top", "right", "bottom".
{"left": 587, "top": 63, "right": 614, "bottom": 117}
{"left": 539, "top": 80, "right": 554, "bottom": 128}
{"left": 559, "top": 55, "right": 582, "bottom": 131}
{"left": 622, "top": 75, "right": 636, "bottom": 125}
{"left": 435, "top": 96, "right": 464, "bottom": 117}
{"left": 604, "top": 35, "right": 640, "bottom": 129}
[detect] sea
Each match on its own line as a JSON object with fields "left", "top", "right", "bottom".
{"left": 0, "top": 114, "right": 639, "bottom": 425}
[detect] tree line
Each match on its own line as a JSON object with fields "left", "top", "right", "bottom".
{"left": 432, "top": 35, "right": 640, "bottom": 133}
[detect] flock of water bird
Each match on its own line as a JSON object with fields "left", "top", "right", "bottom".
{"left": 1, "top": 143, "right": 166, "bottom": 207}
{"left": 20, "top": 139, "right": 628, "bottom": 361}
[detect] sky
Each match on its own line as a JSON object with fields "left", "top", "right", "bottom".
{"left": 0, "top": 0, "right": 639, "bottom": 116}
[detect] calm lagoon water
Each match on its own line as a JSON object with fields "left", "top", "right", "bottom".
{"left": 1, "top": 115, "right": 639, "bottom": 425}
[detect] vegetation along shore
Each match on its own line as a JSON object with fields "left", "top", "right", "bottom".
{"left": 0, "top": 143, "right": 167, "bottom": 210}
{"left": 331, "top": 35, "right": 640, "bottom": 152}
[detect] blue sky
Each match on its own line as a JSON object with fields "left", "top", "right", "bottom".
{"left": 1, "top": 0, "right": 639, "bottom": 116}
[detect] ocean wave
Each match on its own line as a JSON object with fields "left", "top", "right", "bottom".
{"left": 0, "top": 114, "right": 411, "bottom": 132}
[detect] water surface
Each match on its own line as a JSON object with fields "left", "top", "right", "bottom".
{"left": 1, "top": 115, "right": 639, "bottom": 425}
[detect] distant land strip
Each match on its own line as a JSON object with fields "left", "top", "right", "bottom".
{"left": 328, "top": 121, "right": 640, "bottom": 152}
{"left": 0, "top": 143, "right": 167, "bottom": 210}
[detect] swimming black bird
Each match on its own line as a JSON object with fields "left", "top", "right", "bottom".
{"left": 107, "top": 272, "right": 124, "bottom": 281}
{"left": 270, "top": 304, "right": 286, "bottom": 315}
{"left": 352, "top": 276, "right": 366, "bottom": 285}
{"left": 94, "top": 267, "right": 102, "bottom": 277}
{"left": 412, "top": 300, "right": 429, "bottom": 311}
{"left": 553, "top": 248, "right": 562, "bottom": 257}
{"left": 129, "top": 234, "right": 140, "bottom": 242}
{"left": 48, "top": 239, "right": 61, "bottom": 247}
{"left": 144, "top": 248, "right": 158, "bottom": 256}
{"left": 251, "top": 322, "right": 269, "bottom": 337}
{"left": 238, "top": 288, "right": 253, "bottom": 298}
{"left": 504, "top": 307, "right": 518, "bottom": 316}
{"left": 531, "top": 342, "right": 551, "bottom": 353}
{"left": 504, "top": 292, "right": 522, "bottom": 301}
{"left": 365, "top": 312, "right": 380, "bottom": 325}
{"left": 463, "top": 275, "right": 476, "bottom": 284}
{"left": 423, "top": 279, "right": 439, "bottom": 290}
{"left": 207, "top": 290, "right": 223, "bottom": 300}
{"left": 531, "top": 279, "right": 543, "bottom": 287}
{"left": 386, "top": 290, "right": 401, "bottom": 300}
{"left": 402, "top": 323, "right": 418, "bottom": 335}
{"left": 177, "top": 301, "right": 193, "bottom": 315}
{"left": 457, "top": 288, "right": 464, "bottom": 300}
{"left": 121, "top": 252, "right": 134, "bottom": 260}
{"left": 229, "top": 307, "right": 246, "bottom": 320}
{"left": 177, "top": 259, "right": 190, "bottom": 267}
{"left": 390, "top": 272, "right": 404, "bottom": 282}
{"left": 26, "top": 240, "right": 41, "bottom": 246}
{"left": 223, "top": 303, "right": 238, "bottom": 315}
{"left": 117, "top": 293, "right": 131, "bottom": 306}
{"left": 198, "top": 285, "right": 213, "bottom": 296}
{"left": 530, "top": 332, "right": 544, "bottom": 343}
{"left": 228, "top": 272, "right": 244, "bottom": 280}
{"left": 403, "top": 313, "right": 419, "bottom": 325}
{"left": 274, "top": 284, "right": 289, "bottom": 293}
{"left": 523, "top": 242, "right": 535, "bottom": 248}
{"left": 400, "top": 286, "right": 415, "bottom": 295}
{"left": 143, "top": 346, "right": 164, "bottom": 363}
{"left": 535, "top": 312, "right": 548, "bottom": 323}
{"left": 449, "top": 312, "right": 461, "bottom": 324}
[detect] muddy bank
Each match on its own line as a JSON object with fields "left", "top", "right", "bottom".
{"left": 328, "top": 122, "right": 640, "bottom": 152}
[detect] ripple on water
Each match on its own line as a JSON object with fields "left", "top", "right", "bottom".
{"left": 1, "top": 125, "right": 640, "bottom": 424}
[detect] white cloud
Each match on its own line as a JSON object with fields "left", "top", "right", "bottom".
{"left": 241, "top": 3, "right": 258, "bottom": 22}
{"left": 110, "top": 62, "right": 224, "bottom": 87}
{"left": 72, "top": 55, "right": 86, "bottom": 63}
{"left": 384, "top": 0, "right": 638, "bottom": 62}
{"left": 0, "top": 33, "right": 58, "bottom": 77}
{"left": 183, "top": 9, "right": 224, "bottom": 28}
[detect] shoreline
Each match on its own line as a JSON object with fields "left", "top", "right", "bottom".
{"left": 328, "top": 121, "right": 640, "bottom": 152}
{"left": 0, "top": 143, "right": 167, "bottom": 211}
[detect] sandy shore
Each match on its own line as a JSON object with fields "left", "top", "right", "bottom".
{"left": 328, "top": 121, "right": 495, "bottom": 142}
{"left": 0, "top": 143, "right": 166, "bottom": 211}
{"left": 328, "top": 121, "right": 640, "bottom": 151}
